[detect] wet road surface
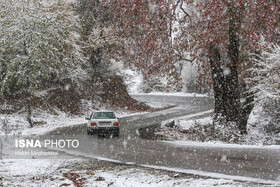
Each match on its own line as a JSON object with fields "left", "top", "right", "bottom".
{"left": 44, "top": 95, "right": 280, "bottom": 182}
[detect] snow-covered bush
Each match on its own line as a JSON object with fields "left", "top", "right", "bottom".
{"left": 120, "top": 69, "right": 143, "bottom": 94}
{"left": 140, "top": 76, "right": 166, "bottom": 93}
{"left": 246, "top": 101, "right": 280, "bottom": 145}
{"left": 249, "top": 39, "right": 280, "bottom": 102}
{"left": 213, "top": 115, "right": 242, "bottom": 143}
{"left": 162, "top": 116, "right": 242, "bottom": 143}
{"left": 1, "top": 118, "right": 10, "bottom": 135}
{"left": 246, "top": 38, "right": 280, "bottom": 144}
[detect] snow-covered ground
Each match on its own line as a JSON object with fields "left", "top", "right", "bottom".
{"left": 0, "top": 159, "right": 261, "bottom": 187}
{"left": 1, "top": 93, "right": 279, "bottom": 186}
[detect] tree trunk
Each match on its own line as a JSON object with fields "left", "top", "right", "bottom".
{"left": 226, "top": 5, "right": 244, "bottom": 133}
{"left": 209, "top": 46, "right": 226, "bottom": 117}
{"left": 26, "top": 97, "right": 33, "bottom": 128}
{"left": 25, "top": 73, "right": 33, "bottom": 128}
{"left": 90, "top": 48, "right": 102, "bottom": 68}
{"left": 208, "top": 5, "right": 246, "bottom": 134}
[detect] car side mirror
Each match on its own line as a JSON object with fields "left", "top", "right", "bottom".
{"left": 85, "top": 117, "right": 90, "bottom": 120}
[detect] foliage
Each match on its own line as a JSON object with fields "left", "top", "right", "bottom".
{"left": 75, "top": 0, "right": 119, "bottom": 68}
{"left": 184, "top": 0, "right": 279, "bottom": 95}
{"left": 75, "top": 0, "right": 143, "bottom": 110}
{"left": 104, "top": 0, "right": 183, "bottom": 91}
{"left": 186, "top": 0, "right": 280, "bottom": 62}
{"left": 102, "top": 0, "right": 279, "bottom": 130}
{"left": 0, "top": 0, "right": 86, "bottom": 99}
{"left": 180, "top": 0, "right": 279, "bottom": 131}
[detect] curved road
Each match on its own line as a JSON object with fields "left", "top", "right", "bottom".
{"left": 45, "top": 95, "right": 280, "bottom": 184}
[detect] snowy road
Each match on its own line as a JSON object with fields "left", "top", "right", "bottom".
{"left": 44, "top": 95, "right": 280, "bottom": 184}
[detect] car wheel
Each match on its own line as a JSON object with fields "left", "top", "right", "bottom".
{"left": 87, "top": 130, "right": 91, "bottom": 135}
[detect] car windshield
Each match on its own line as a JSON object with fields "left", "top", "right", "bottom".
{"left": 93, "top": 112, "right": 116, "bottom": 119}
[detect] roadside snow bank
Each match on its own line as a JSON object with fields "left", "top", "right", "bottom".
{"left": 134, "top": 92, "right": 209, "bottom": 98}
{"left": 163, "top": 140, "right": 280, "bottom": 150}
